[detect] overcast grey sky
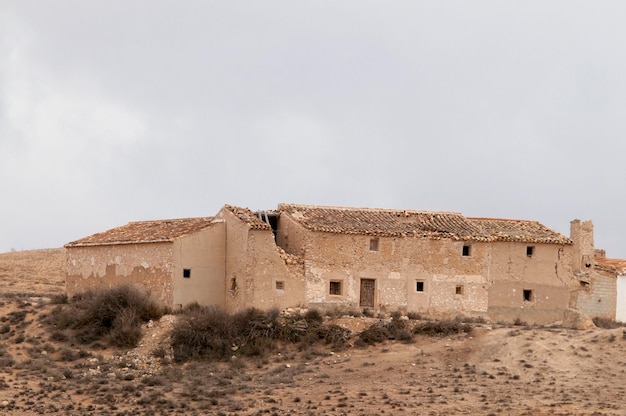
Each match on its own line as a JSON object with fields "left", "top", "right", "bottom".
{"left": 2, "top": 1, "right": 626, "bottom": 256}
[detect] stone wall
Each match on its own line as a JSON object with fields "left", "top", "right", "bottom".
{"left": 575, "top": 272, "right": 617, "bottom": 319}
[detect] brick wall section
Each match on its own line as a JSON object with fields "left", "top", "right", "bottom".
{"left": 576, "top": 273, "right": 616, "bottom": 319}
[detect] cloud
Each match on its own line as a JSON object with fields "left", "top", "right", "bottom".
{"left": 2, "top": 1, "right": 626, "bottom": 256}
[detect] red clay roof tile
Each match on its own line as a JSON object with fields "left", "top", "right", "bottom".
{"left": 65, "top": 217, "right": 215, "bottom": 247}
{"left": 278, "top": 204, "right": 571, "bottom": 244}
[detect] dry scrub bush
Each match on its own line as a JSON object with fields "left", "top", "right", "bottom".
{"left": 171, "top": 306, "right": 352, "bottom": 362}
{"left": 45, "top": 284, "right": 164, "bottom": 348}
{"left": 412, "top": 318, "right": 473, "bottom": 336}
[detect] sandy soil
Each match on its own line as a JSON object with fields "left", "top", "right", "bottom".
{"left": 0, "top": 249, "right": 625, "bottom": 415}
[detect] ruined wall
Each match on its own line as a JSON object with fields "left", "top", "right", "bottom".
{"left": 217, "top": 208, "right": 305, "bottom": 313}
{"left": 570, "top": 220, "right": 595, "bottom": 274}
{"left": 66, "top": 242, "right": 174, "bottom": 305}
{"left": 487, "top": 242, "right": 576, "bottom": 324}
{"left": 575, "top": 272, "right": 617, "bottom": 319}
{"left": 172, "top": 222, "right": 226, "bottom": 308}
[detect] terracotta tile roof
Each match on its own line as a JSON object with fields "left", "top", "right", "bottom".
{"left": 65, "top": 217, "right": 215, "bottom": 247}
{"left": 595, "top": 257, "right": 626, "bottom": 275}
{"left": 278, "top": 204, "right": 571, "bottom": 244}
{"left": 223, "top": 205, "right": 272, "bottom": 230}
{"left": 469, "top": 218, "right": 572, "bottom": 244}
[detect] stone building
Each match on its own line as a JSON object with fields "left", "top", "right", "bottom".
{"left": 65, "top": 203, "right": 621, "bottom": 324}
{"left": 65, "top": 217, "right": 224, "bottom": 307}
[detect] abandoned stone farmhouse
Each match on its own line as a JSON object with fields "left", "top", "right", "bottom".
{"left": 65, "top": 204, "right": 625, "bottom": 324}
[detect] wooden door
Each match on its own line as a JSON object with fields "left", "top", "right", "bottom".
{"left": 359, "top": 279, "right": 376, "bottom": 308}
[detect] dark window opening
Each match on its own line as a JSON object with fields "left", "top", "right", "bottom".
{"left": 183, "top": 269, "right": 191, "bottom": 278}
{"left": 462, "top": 244, "right": 471, "bottom": 256}
{"left": 456, "top": 285, "right": 464, "bottom": 295}
{"left": 275, "top": 281, "right": 285, "bottom": 291}
{"left": 370, "top": 238, "right": 379, "bottom": 251}
{"left": 231, "top": 278, "right": 238, "bottom": 291}
{"left": 416, "top": 281, "right": 424, "bottom": 292}
{"left": 526, "top": 246, "right": 534, "bottom": 257}
{"left": 523, "top": 289, "right": 533, "bottom": 302}
{"left": 255, "top": 211, "right": 280, "bottom": 240}
{"left": 329, "top": 281, "right": 342, "bottom": 296}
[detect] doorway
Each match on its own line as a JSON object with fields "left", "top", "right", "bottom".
{"left": 359, "top": 279, "right": 376, "bottom": 308}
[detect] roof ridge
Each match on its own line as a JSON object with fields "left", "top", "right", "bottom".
{"left": 128, "top": 216, "right": 214, "bottom": 224}
{"left": 278, "top": 203, "right": 461, "bottom": 215}
{"left": 469, "top": 217, "right": 539, "bottom": 223}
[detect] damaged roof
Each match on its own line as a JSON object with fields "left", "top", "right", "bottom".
{"left": 278, "top": 204, "right": 572, "bottom": 244}
{"left": 65, "top": 217, "right": 215, "bottom": 247}
{"left": 595, "top": 257, "right": 626, "bottom": 275}
{"left": 222, "top": 205, "right": 272, "bottom": 230}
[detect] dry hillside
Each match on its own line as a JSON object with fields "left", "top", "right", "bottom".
{"left": 0, "top": 249, "right": 625, "bottom": 415}
{"left": 0, "top": 248, "right": 65, "bottom": 296}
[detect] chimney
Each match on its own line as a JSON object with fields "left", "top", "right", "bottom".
{"left": 570, "top": 219, "right": 594, "bottom": 274}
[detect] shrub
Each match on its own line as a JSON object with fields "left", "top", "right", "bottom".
{"left": 170, "top": 306, "right": 234, "bottom": 362}
{"left": 49, "top": 293, "right": 69, "bottom": 305}
{"left": 358, "top": 323, "right": 389, "bottom": 346}
{"left": 108, "top": 308, "right": 143, "bottom": 348}
{"left": 44, "top": 284, "right": 164, "bottom": 348}
{"left": 304, "top": 308, "right": 323, "bottom": 324}
{"left": 412, "top": 318, "right": 473, "bottom": 336}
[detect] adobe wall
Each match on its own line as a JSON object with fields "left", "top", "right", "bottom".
{"left": 216, "top": 208, "right": 305, "bottom": 313}
{"left": 279, "top": 212, "right": 491, "bottom": 314}
{"left": 278, "top": 215, "right": 575, "bottom": 322}
{"left": 172, "top": 222, "right": 226, "bottom": 308}
{"left": 486, "top": 242, "right": 575, "bottom": 324}
{"left": 65, "top": 242, "right": 174, "bottom": 305}
{"left": 574, "top": 272, "right": 617, "bottom": 319}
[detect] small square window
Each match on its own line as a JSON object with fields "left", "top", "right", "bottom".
{"left": 275, "top": 281, "right": 285, "bottom": 291}
{"left": 416, "top": 281, "right": 424, "bottom": 292}
{"left": 369, "top": 238, "right": 379, "bottom": 251}
{"left": 183, "top": 269, "right": 191, "bottom": 278}
{"left": 329, "top": 281, "right": 342, "bottom": 296}
{"left": 526, "top": 246, "right": 534, "bottom": 257}
{"left": 523, "top": 289, "right": 533, "bottom": 302}
{"left": 456, "top": 285, "right": 464, "bottom": 295}
{"left": 462, "top": 244, "right": 471, "bottom": 257}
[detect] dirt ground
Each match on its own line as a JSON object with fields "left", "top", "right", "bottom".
{"left": 0, "top": 249, "right": 625, "bottom": 415}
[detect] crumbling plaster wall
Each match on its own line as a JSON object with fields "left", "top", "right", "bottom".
{"left": 217, "top": 207, "right": 305, "bottom": 313}
{"left": 66, "top": 242, "right": 174, "bottom": 305}
{"left": 278, "top": 213, "right": 490, "bottom": 313}
{"left": 277, "top": 214, "right": 575, "bottom": 322}
{"left": 487, "top": 242, "right": 575, "bottom": 324}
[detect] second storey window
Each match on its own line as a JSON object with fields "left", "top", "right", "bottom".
{"left": 369, "top": 238, "right": 379, "bottom": 251}
{"left": 183, "top": 269, "right": 191, "bottom": 278}
{"left": 527, "top": 246, "right": 534, "bottom": 257}
{"left": 416, "top": 281, "right": 425, "bottom": 292}
{"left": 462, "top": 244, "right": 471, "bottom": 257}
